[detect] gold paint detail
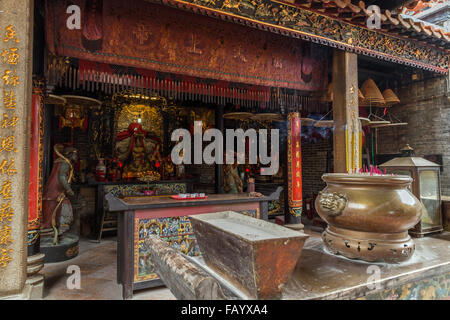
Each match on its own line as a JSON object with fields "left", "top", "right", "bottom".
{"left": 3, "top": 25, "right": 19, "bottom": 43}
{"left": 0, "top": 248, "right": 12, "bottom": 267}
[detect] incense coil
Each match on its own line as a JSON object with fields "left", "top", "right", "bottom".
{"left": 360, "top": 78, "right": 385, "bottom": 106}
{"left": 382, "top": 88, "right": 401, "bottom": 106}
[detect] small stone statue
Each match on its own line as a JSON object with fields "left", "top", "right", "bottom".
{"left": 41, "top": 144, "right": 78, "bottom": 244}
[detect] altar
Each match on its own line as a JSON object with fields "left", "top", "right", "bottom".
{"left": 88, "top": 179, "right": 195, "bottom": 241}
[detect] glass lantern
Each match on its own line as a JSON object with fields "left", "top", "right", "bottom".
{"left": 380, "top": 145, "right": 443, "bottom": 237}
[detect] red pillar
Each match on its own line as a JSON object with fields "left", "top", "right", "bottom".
{"left": 28, "top": 86, "right": 44, "bottom": 256}
{"left": 286, "top": 112, "right": 302, "bottom": 224}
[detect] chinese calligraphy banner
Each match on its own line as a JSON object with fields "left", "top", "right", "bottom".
{"left": 0, "top": 0, "right": 33, "bottom": 296}
{"left": 45, "top": 0, "right": 328, "bottom": 91}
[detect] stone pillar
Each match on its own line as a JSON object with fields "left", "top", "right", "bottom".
{"left": 285, "top": 112, "right": 303, "bottom": 227}
{"left": 0, "top": 0, "right": 34, "bottom": 298}
{"left": 332, "top": 49, "right": 360, "bottom": 173}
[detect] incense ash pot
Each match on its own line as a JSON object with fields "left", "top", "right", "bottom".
{"left": 315, "top": 173, "right": 422, "bottom": 263}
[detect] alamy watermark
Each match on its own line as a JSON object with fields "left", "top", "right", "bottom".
{"left": 66, "top": 265, "right": 81, "bottom": 290}
{"left": 366, "top": 5, "right": 381, "bottom": 30}
{"left": 66, "top": 5, "right": 81, "bottom": 30}
{"left": 366, "top": 265, "right": 381, "bottom": 290}
{"left": 171, "top": 121, "right": 279, "bottom": 176}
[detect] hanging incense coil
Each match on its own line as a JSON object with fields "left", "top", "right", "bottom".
{"left": 62, "top": 95, "right": 102, "bottom": 107}
{"left": 382, "top": 89, "right": 401, "bottom": 106}
{"left": 223, "top": 112, "right": 254, "bottom": 120}
{"left": 360, "top": 78, "right": 385, "bottom": 106}
{"left": 251, "top": 113, "right": 284, "bottom": 122}
{"left": 358, "top": 89, "right": 366, "bottom": 106}
{"left": 313, "top": 120, "right": 334, "bottom": 128}
{"left": 44, "top": 94, "right": 67, "bottom": 105}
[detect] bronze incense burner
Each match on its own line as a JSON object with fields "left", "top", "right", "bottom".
{"left": 315, "top": 174, "right": 422, "bottom": 263}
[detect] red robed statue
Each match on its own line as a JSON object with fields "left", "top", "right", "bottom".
{"left": 41, "top": 144, "right": 78, "bottom": 244}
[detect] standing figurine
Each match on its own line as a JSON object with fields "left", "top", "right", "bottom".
{"left": 223, "top": 163, "right": 243, "bottom": 194}
{"left": 41, "top": 144, "right": 78, "bottom": 244}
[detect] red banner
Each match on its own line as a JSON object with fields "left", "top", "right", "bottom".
{"left": 45, "top": 0, "right": 327, "bottom": 91}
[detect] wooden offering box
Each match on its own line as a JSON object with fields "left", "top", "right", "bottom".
{"left": 189, "top": 211, "right": 309, "bottom": 299}
{"left": 106, "top": 189, "right": 281, "bottom": 299}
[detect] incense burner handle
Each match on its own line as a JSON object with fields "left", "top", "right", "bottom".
{"left": 317, "top": 191, "right": 348, "bottom": 217}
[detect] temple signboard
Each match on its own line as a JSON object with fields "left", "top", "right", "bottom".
{"left": 0, "top": 0, "right": 33, "bottom": 297}
{"left": 45, "top": 0, "right": 328, "bottom": 91}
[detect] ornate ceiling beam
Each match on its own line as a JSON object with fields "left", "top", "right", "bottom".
{"left": 149, "top": 0, "right": 448, "bottom": 73}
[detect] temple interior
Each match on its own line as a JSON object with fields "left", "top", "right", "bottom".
{"left": 1, "top": 0, "right": 449, "bottom": 301}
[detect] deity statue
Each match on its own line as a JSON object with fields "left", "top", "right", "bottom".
{"left": 223, "top": 163, "right": 243, "bottom": 194}
{"left": 163, "top": 155, "right": 176, "bottom": 179}
{"left": 41, "top": 144, "right": 78, "bottom": 244}
{"left": 115, "top": 123, "right": 161, "bottom": 180}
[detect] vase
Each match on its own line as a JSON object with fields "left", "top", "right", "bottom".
{"left": 96, "top": 158, "right": 106, "bottom": 182}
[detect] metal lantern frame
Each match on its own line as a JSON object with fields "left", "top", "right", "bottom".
{"left": 380, "top": 157, "right": 443, "bottom": 237}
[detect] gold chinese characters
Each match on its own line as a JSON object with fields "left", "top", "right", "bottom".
{"left": 0, "top": 24, "right": 20, "bottom": 269}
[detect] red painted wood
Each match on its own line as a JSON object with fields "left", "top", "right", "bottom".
{"left": 28, "top": 93, "right": 42, "bottom": 230}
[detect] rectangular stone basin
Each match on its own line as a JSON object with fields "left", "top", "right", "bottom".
{"left": 188, "top": 211, "right": 309, "bottom": 299}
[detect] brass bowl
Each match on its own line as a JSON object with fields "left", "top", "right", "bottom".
{"left": 315, "top": 173, "right": 422, "bottom": 263}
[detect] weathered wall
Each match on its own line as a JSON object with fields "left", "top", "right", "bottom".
{"left": 301, "top": 138, "right": 333, "bottom": 198}
{"left": 377, "top": 75, "right": 450, "bottom": 195}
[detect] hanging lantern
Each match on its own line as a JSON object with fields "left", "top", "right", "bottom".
{"left": 380, "top": 145, "right": 443, "bottom": 237}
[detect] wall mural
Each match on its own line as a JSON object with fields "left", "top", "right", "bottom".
{"left": 45, "top": 0, "right": 328, "bottom": 91}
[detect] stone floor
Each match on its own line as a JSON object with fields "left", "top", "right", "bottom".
{"left": 41, "top": 236, "right": 175, "bottom": 300}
